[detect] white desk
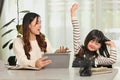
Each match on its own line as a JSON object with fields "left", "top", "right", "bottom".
{"left": 0, "top": 60, "right": 119, "bottom": 80}
{"left": 0, "top": 67, "right": 118, "bottom": 80}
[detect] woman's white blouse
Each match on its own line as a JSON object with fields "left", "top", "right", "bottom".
{"left": 13, "top": 37, "right": 53, "bottom": 67}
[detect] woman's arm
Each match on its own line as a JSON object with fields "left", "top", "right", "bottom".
{"left": 71, "top": 3, "right": 82, "bottom": 54}
{"left": 13, "top": 38, "right": 36, "bottom": 67}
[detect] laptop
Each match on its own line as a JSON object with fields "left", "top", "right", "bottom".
{"left": 43, "top": 53, "right": 70, "bottom": 68}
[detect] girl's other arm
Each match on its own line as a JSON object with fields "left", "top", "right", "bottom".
{"left": 95, "top": 41, "right": 117, "bottom": 66}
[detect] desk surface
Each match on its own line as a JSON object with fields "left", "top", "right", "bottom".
{"left": 0, "top": 67, "right": 118, "bottom": 80}
{"left": 0, "top": 60, "right": 119, "bottom": 80}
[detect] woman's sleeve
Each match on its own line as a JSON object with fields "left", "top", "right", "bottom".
{"left": 45, "top": 37, "right": 53, "bottom": 53}
{"left": 13, "top": 38, "right": 36, "bottom": 67}
{"left": 95, "top": 48, "right": 117, "bottom": 66}
{"left": 72, "top": 17, "right": 82, "bottom": 54}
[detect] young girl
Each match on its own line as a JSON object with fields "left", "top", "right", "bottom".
{"left": 13, "top": 12, "right": 68, "bottom": 69}
{"left": 71, "top": 3, "right": 117, "bottom": 68}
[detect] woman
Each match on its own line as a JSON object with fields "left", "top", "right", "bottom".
{"left": 71, "top": 3, "right": 117, "bottom": 68}
{"left": 13, "top": 12, "right": 68, "bottom": 69}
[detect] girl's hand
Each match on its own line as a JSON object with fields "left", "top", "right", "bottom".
{"left": 71, "top": 2, "right": 79, "bottom": 17}
{"left": 105, "top": 41, "right": 116, "bottom": 49}
{"left": 35, "top": 56, "right": 52, "bottom": 69}
{"left": 71, "top": 3, "right": 79, "bottom": 12}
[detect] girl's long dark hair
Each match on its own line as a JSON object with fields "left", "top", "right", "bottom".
{"left": 76, "top": 29, "right": 110, "bottom": 58}
{"left": 22, "top": 12, "right": 47, "bottom": 60}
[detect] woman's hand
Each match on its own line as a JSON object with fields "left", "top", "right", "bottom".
{"left": 71, "top": 2, "right": 79, "bottom": 17}
{"left": 105, "top": 40, "right": 116, "bottom": 49}
{"left": 35, "top": 56, "right": 52, "bottom": 69}
{"left": 55, "top": 46, "right": 69, "bottom": 53}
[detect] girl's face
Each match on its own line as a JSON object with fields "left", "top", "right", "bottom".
{"left": 29, "top": 17, "right": 41, "bottom": 35}
{"left": 87, "top": 39, "right": 101, "bottom": 51}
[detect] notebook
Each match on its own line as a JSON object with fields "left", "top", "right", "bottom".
{"left": 7, "top": 65, "right": 40, "bottom": 70}
{"left": 91, "top": 67, "right": 112, "bottom": 75}
{"left": 43, "top": 53, "right": 70, "bottom": 68}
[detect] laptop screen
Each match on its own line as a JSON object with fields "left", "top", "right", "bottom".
{"left": 43, "top": 53, "right": 70, "bottom": 68}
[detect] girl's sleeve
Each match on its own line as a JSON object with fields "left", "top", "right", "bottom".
{"left": 13, "top": 38, "right": 36, "bottom": 67}
{"left": 72, "top": 17, "right": 82, "bottom": 54}
{"left": 95, "top": 48, "right": 117, "bottom": 66}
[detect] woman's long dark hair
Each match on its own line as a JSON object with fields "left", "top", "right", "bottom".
{"left": 76, "top": 29, "right": 110, "bottom": 58}
{"left": 22, "top": 12, "right": 47, "bottom": 60}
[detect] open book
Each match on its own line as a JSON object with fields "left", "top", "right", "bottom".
{"left": 91, "top": 67, "right": 112, "bottom": 75}
{"left": 7, "top": 65, "right": 40, "bottom": 70}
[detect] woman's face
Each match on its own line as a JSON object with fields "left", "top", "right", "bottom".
{"left": 29, "top": 17, "right": 41, "bottom": 35}
{"left": 87, "top": 39, "right": 101, "bottom": 51}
